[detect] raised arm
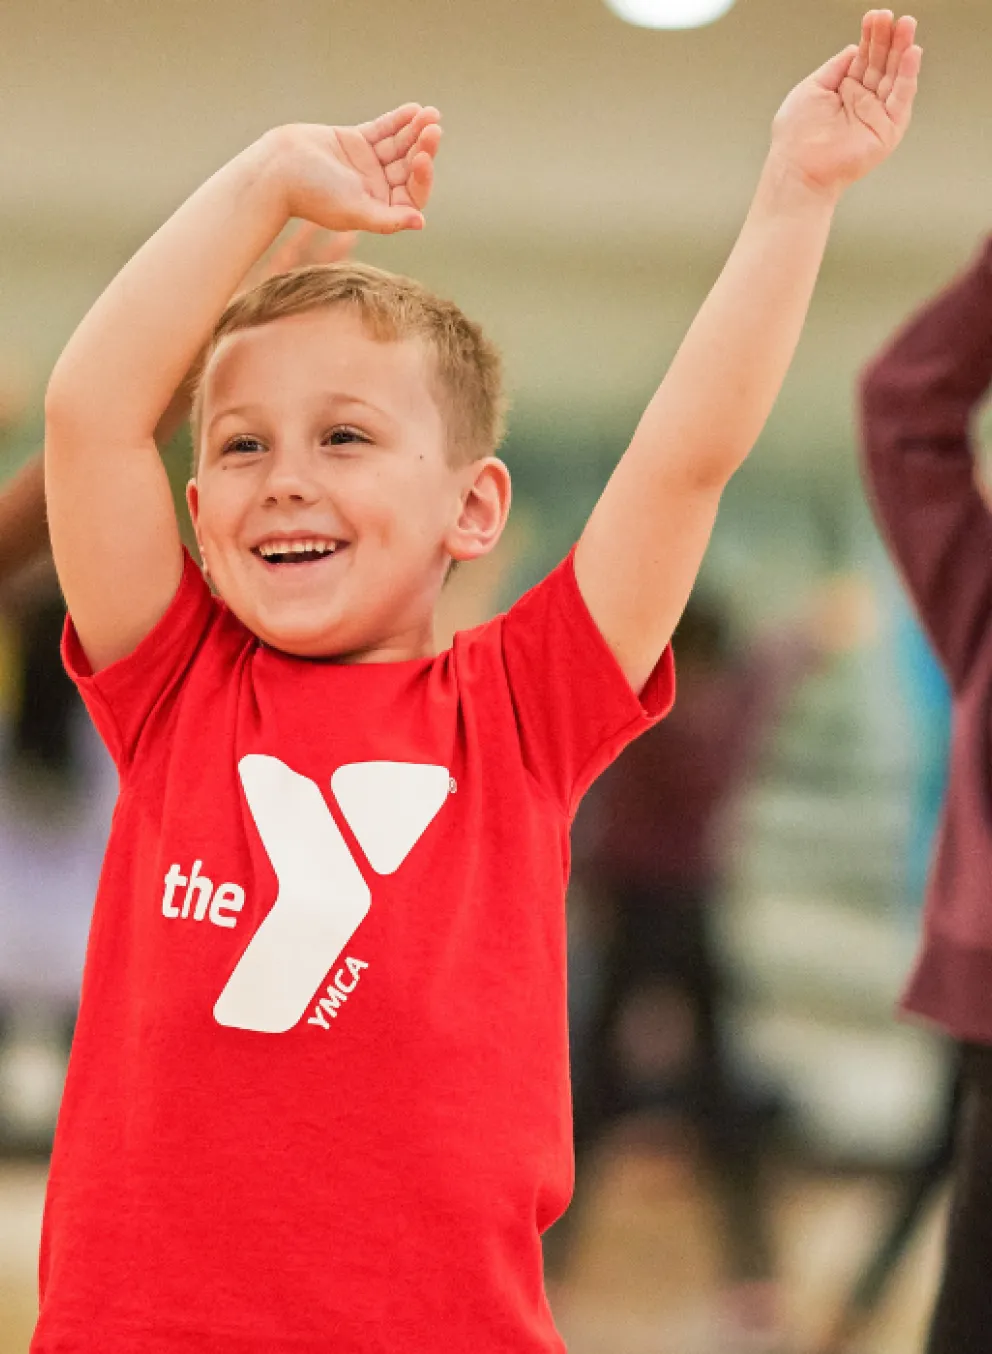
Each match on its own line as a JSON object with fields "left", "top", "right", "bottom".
{"left": 44, "top": 109, "right": 440, "bottom": 673}
{"left": 575, "top": 11, "right": 921, "bottom": 693}
{"left": 3, "top": 230, "right": 355, "bottom": 590}
{"left": 860, "top": 238, "right": 992, "bottom": 692}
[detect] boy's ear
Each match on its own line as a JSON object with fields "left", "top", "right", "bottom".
{"left": 446, "top": 458, "right": 512, "bottom": 563}
{"left": 185, "top": 478, "right": 208, "bottom": 572}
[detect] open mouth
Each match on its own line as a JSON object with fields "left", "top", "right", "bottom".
{"left": 252, "top": 539, "right": 346, "bottom": 566}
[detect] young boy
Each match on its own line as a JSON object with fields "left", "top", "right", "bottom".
{"left": 36, "top": 18, "right": 920, "bottom": 1352}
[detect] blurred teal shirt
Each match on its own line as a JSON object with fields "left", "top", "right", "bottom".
{"left": 895, "top": 608, "right": 951, "bottom": 913}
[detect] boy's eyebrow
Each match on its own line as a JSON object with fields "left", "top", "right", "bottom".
{"left": 332, "top": 394, "right": 398, "bottom": 424}
{"left": 205, "top": 393, "right": 398, "bottom": 436}
{"left": 205, "top": 404, "right": 264, "bottom": 434}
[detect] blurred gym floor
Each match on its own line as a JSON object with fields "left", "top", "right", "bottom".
{"left": 0, "top": 1142, "right": 942, "bottom": 1354}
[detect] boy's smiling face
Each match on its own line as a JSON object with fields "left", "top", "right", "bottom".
{"left": 188, "top": 307, "right": 506, "bottom": 661}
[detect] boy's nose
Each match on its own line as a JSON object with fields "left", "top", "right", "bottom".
{"left": 261, "top": 447, "right": 322, "bottom": 505}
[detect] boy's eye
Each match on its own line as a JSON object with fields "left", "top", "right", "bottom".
{"left": 325, "top": 427, "right": 370, "bottom": 447}
{"left": 223, "top": 435, "right": 265, "bottom": 455}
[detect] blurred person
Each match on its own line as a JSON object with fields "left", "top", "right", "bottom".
{"left": 564, "top": 582, "right": 868, "bottom": 1352}
{"left": 0, "top": 563, "right": 117, "bottom": 1145}
{"left": 0, "top": 360, "right": 95, "bottom": 1143}
{"left": 812, "top": 608, "right": 953, "bottom": 1354}
{"left": 3, "top": 563, "right": 78, "bottom": 791}
{"left": 0, "top": 456, "right": 47, "bottom": 584}
{"left": 35, "top": 19, "right": 918, "bottom": 1353}
{"left": 860, "top": 231, "right": 992, "bottom": 1353}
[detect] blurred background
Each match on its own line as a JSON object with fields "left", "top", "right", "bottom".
{"left": 0, "top": 0, "right": 988, "bottom": 1350}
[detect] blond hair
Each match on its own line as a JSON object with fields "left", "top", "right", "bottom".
{"left": 190, "top": 262, "right": 506, "bottom": 466}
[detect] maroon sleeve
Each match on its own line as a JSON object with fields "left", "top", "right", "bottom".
{"left": 500, "top": 550, "right": 675, "bottom": 818}
{"left": 859, "top": 238, "right": 992, "bottom": 692}
{"left": 62, "top": 549, "right": 218, "bottom": 769}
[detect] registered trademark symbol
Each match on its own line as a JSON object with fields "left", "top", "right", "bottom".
{"left": 448, "top": 777, "right": 458, "bottom": 793}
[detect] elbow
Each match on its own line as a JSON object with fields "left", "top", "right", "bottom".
{"left": 672, "top": 435, "right": 745, "bottom": 494}
{"left": 44, "top": 361, "right": 79, "bottom": 439}
{"left": 44, "top": 356, "right": 101, "bottom": 448}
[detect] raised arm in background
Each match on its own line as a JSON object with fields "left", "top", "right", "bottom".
{"left": 860, "top": 236, "right": 992, "bottom": 692}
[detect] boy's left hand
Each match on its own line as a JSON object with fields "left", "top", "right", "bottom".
{"left": 771, "top": 10, "right": 922, "bottom": 198}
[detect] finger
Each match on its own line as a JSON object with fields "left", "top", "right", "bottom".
{"left": 378, "top": 109, "right": 441, "bottom": 167}
{"left": 814, "top": 43, "right": 859, "bottom": 93}
{"left": 383, "top": 123, "right": 443, "bottom": 188}
{"left": 355, "top": 103, "right": 423, "bottom": 145}
{"left": 414, "top": 121, "right": 443, "bottom": 161}
{"left": 373, "top": 106, "right": 441, "bottom": 166}
{"left": 885, "top": 42, "right": 922, "bottom": 130}
{"left": 864, "top": 9, "right": 894, "bottom": 92}
{"left": 876, "top": 13, "right": 915, "bottom": 103}
{"left": 848, "top": 11, "right": 874, "bottom": 84}
{"left": 355, "top": 199, "right": 425, "bottom": 235}
{"left": 405, "top": 151, "right": 435, "bottom": 212}
{"left": 390, "top": 149, "right": 434, "bottom": 211}
{"left": 878, "top": 14, "right": 917, "bottom": 101}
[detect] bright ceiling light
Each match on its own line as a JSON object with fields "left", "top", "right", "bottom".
{"left": 604, "top": 0, "right": 738, "bottom": 29}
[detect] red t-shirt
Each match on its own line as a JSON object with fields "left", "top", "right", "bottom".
{"left": 34, "top": 549, "right": 673, "bottom": 1354}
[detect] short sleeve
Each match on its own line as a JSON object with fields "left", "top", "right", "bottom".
{"left": 500, "top": 550, "right": 675, "bottom": 817}
{"left": 62, "top": 549, "right": 218, "bottom": 770}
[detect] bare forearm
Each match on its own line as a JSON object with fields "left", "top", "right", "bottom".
{"left": 631, "top": 154, "right": 837, "bottom": 488}
{"left": 154, "top": 372, "right": 198, "bottom": 448}
{"left": 576, "top": 156, "right": 838, "bottom": 691}
{"left": 0, "top": 454, "right": 48, "bottom": 580}
{"left": 46, "top": 135, "right": 286, "bottom": 440}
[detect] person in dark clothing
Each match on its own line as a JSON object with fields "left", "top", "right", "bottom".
{"left": 812, "top": 611, "right": 954, "bottom": 1354}
{"left": 562, "top": 586, "right": 867, "bottom": 1349}
{"left": 860, "top": 236, "right": 992, "bottom": 1354}
{"left": 7, "top": 583, "right": 77, "bottom": 785}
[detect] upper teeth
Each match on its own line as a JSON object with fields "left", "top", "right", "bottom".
{"left": 257, "top": 540, "right": 339, "bottom": 558}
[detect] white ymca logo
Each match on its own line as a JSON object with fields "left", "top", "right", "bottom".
{"left": 213, "top": 755, "right": 450, "bottom": 1035}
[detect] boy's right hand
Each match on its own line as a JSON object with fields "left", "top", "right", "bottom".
{"left": 268, "top": 104, "right": 442, "bottom": 236}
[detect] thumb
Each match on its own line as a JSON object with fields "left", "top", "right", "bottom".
{"left": 355, "top": 200, "right": 425, "bottom": 235}
{"left": 813, "top": 43, "right": 859, "bottom": 93}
